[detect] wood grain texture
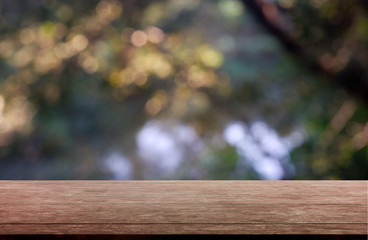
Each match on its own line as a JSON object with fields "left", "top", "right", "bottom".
{"left": 0, "top": 181, "right": 366, "bottom": 235}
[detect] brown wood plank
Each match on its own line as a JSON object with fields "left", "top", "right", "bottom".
{"left": 1, "top": 181, "right": 366, "bottom": 204}
{"left": 1, "top": 204, "right": 365, "bottom": 224}
{"left": 0, "top": 223, "right": 367, "bottom": 235}
{"left": 0, "top": 181, "right": 367, "bottom": 235}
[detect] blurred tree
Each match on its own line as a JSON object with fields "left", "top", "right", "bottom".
{"left": 0, "top": 0, "right": 366, "bottom": 180}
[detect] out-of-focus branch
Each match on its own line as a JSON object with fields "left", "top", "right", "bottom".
{"left": 241, "top": 0, "right": 368, "bottom": 104}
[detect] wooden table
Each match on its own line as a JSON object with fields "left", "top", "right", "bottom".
{"left": 0, "top": 181, "right": 367, "bottom": 239}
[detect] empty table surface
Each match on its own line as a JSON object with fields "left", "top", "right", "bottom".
{"left": 0, "top": 181, "right": 367, "bottom": 235}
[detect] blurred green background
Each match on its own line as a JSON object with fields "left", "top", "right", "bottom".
{"left": 0, "top": 0, "right": 367, "bottom": 180}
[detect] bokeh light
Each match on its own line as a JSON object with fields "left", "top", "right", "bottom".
{"left": 0, "top": 0, "right": 366, "bottom": 180}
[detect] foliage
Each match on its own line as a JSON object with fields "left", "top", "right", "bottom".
{"left": 0, "top": 0, "right": 367, "bottom": 179}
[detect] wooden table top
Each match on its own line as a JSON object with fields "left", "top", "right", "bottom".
{"left": 0, "top": 181, "right": 367, "bottom": 236}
